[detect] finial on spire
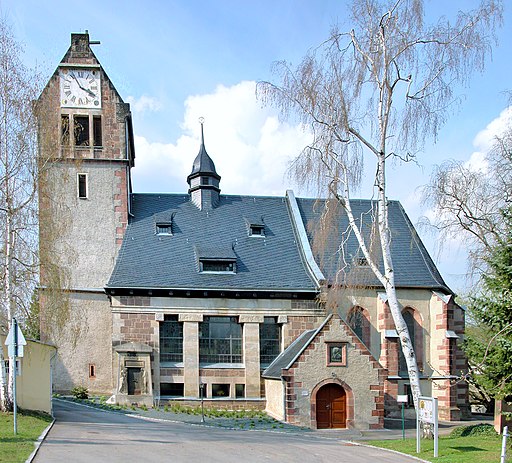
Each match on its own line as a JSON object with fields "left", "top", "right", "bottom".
{"left": 199, "top": 117, "right": 205, "bottom": 145}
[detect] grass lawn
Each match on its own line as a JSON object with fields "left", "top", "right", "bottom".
{"left": 368, "top": 434, "right": 510, "bottom": 463}
{"left": 0, "top": 411, "right": 52, "bottom": 463}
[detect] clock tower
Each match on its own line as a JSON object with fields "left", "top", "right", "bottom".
{"left": 37, "top": 32, "right": 135, "bottom": 394}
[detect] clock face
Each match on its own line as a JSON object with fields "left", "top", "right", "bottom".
{"left": 60, "top": 68, "right": 101, "bottom": 108}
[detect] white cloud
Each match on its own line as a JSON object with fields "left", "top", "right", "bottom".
{"left": 131, "top": 81, "right": 312, "bottom": 196}
{"left": 473, "top": 106, "right": 512, "bottom": 152}
{"left": 466, "top": 105, "right": 512, "bottom": 173}
{"left": 415, "top": 106, "right": 512, "bottom": 293}
{"left": 126, "top": 95, "right": 163, "bottom": 113}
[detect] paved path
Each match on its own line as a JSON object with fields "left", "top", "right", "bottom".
{"left": 34, "top": 401, "right": 423, "bottom": 463}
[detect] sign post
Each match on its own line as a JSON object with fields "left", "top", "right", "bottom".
{"left": 4, "top": 318, "right": 26, "bottom": 435}
{"left": 397, "top": 395, "right": 408, "bottom": 440}
{"left": 417, "top": 396, "right": 439, "bottom": 457}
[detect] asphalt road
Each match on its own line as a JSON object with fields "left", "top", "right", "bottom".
{"left": 34, "top": 400, "right": 422, "bottom": 462}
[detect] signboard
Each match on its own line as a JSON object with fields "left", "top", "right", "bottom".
{"left": 418, "top": 397, "right": 435, "bottom": 423}
{"left": 417, "top": 396, "right": 439, "bottom": 457}
{"left": 4, "top": 321, "right": 27, "bottom": 358}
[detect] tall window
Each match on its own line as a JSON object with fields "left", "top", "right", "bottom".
{"left": 74, "top": 115, "right": 90, "bottom": 146}
{"left": 260, "top": 317, "right": 281, "bottom": 366}
{"left": 199, "top": 316, "right": 242, "bottom": 364}
{"left": 93, "top": 115, "right": 102, "bottom": 147}
{"left": 347, "top": 306, "right": 371, "bottom": 348}
{"left": 160, "top": 316, "right": 183, "bottom": 363}
{"left": 61, "top": 115, "right": 70, "bottom": 145}
{"left": 72, "top": 115, "right": 102, "bottom": 147}
{"left": 77, "top": 173, "right": 88, "bottom": 199}
{"left": 399, "top": 309, "right": 416, "bottom": 374}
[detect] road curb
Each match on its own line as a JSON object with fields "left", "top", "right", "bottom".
{"left": 346, "top": 441, "right": 430, "bottom": 463}
{"left": 25, "top": 419, "right": 55, "bottom": 463}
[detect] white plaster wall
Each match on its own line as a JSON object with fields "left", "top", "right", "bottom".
{"left": 46, "top": 161, "right": 122, "bottom": 290}
{"left": 264, "top": 379, "right": 285, "bottom": 420}
{"left": 51, "top": 292, "right": 113, "bottom": 394}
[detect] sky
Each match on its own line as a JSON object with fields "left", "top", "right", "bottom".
{"left": 2, "top": 0, "right": 511, "bottom": 295}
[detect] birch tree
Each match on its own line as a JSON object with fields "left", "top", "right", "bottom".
{"left": 0, "top": 20, "right": 41, "bottom": 411}
{"left": 258, "top": 0, "right": 502, "bottom": 410}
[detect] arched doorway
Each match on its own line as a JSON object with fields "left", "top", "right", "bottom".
{"left": 316, "top": 383, "right": 347, "bottom": 429}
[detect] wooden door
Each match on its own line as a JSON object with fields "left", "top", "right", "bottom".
{"left": 316, "top": 384, "right": 347, "bottom": 429}
{"left": 127, "top": 368, "right": 142, "bottom": 395}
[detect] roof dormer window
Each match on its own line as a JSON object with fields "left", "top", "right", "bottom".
{"left": 245, "top": 217, "right": 265, "bottom": 237}
{"left": 154, "top": 212, "right": 175, "bottom": 236}
{"left": 249, "top": 225, "right": 265, "bottom": 236}
{"left": 200, "top": 259, "right": 236, "bottom": 273}
{"left": 156, "top": 223, "right": 172, "bottom": 235}
{"left": 195, "top": 244, "right": 237, "bottom": 273}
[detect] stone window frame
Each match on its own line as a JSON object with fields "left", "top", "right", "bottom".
{"left": 211, "top": 383, "right": 230, "bottom": 398}
{"left": 235, "top": 383, "right": 245, "bottom": 399}
{"left": 159, "top": 316, "right": 183, "bottom": 364}
{"left": 259, "top": 316, "right": 281, "bottom": 367}
{"left": 199, "top": 316, "right": 243, "bottom": 365}
{"left": 60, "top": 112, "right": 103, "bottom": 151}
{"left": 398, "top": 307, "right": 424, "bottom": 374}
{"left": 347, "top": 306, "right": 371, "bottom": 349}
{"left": 77, "top": 173, "right": 88, "bottom": 199}
{"left": 326, "top": 342, "right": 348, "bottom": 366}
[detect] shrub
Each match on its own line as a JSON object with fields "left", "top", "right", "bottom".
{"left": 450, "top": 424, "right": 498, "bottom": 438}
{"left": 71, "top": 386, "right": 89, "bottom": 400}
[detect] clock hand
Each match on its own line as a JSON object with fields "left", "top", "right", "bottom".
{"left": 70, "top": 73, "right": 96, "bottom": 98}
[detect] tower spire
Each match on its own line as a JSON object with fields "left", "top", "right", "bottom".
{"left": 199, "top": 116, "right": 205, "bottom": 146}
{"left": 187, "top": 118, "right": 221, "bottom": 210}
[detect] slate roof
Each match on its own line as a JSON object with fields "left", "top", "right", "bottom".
{"left": 296, "top": 198, "right": 449, "bottom": 291}
{"left": 107, "top": 194, "right": 318, "bottom": 292}
{"left": 108, "top": 191, "right": 449, "bottom": 294}
{"left": 188, "top": 144, "right": 220, "bottom": 179}
{"left": 262, "top": 328, "right": 318, "bottom": 379}
{"left": 187, "top": 126, "right": 220, "bottom": 181}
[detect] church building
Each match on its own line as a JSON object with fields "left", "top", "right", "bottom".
{"left": 37, "top": 32, "right": 469, "bottom": 430}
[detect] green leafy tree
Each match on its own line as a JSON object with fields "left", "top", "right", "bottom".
{"left": 463, "top": 207, "right": 512, "bottom": 400}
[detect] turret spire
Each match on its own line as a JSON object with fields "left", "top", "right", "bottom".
{"left": 187, "top": 118, "right": 221, "bottom": 210}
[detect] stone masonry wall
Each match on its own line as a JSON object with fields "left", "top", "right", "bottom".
{"left": 284, "top": 316, "right": 384, "bottom": 430}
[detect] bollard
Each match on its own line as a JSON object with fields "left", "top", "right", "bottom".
{"left": 501, "top": 425, "right": 509, "bottom": 463}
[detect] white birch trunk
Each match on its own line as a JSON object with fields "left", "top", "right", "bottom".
{"left": 1, "top": 87, "right": 14, "bottom": 410}
{"left": 376, "top": 148, "right": 422, "bottom": 409}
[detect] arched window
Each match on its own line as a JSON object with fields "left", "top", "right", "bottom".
{"left": 347, "top": 306, "right": 371, "bottom": 349}
{"left": 398, "top": 308, "right": 423, "bottom": 374}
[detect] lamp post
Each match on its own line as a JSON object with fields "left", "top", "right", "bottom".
{"left": 200, "top": 383, "right": 206, "bottom": 423}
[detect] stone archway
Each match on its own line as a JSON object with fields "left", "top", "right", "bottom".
{"left": 316, "top": 383, "right": 346, "bottom": 428}
{"left": 311, "top": 379, "right": 354, "bottom": 429}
